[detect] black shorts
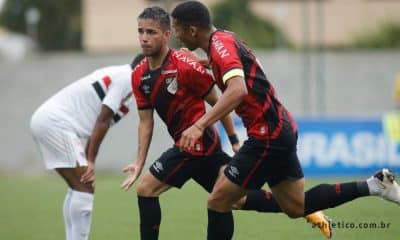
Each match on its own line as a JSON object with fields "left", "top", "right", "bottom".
{"left": 149, "top": 145, "right": 231, "bottom": 192}
{"left": 224, "top": 133, "right": 304, "bottom": 190}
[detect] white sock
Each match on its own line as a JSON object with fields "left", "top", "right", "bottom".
{"left": 63, "top": 188, "right": 73, "bottom": 240}
{"left": 69, "top": 190, "right": 94, "bottom": 240}
{"left": 366, "top": 176, "right": 380, "bottom": 195}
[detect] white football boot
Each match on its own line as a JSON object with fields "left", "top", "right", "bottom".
{"left": 367, "top": 168, "right": 400, "bottom": 204}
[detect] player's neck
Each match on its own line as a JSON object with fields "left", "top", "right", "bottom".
{"left": 200, "top": 25, "right": 217, "bottom": 53}
{"left": 148, "top": 46, "right": 170, "bottom": 70}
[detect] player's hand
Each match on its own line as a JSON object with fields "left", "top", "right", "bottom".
{"left": 121, "top": 163, "right": 142, "bottom": 191}
{"left": 180, "top": 48, "right": 198, "bottom": 59}
{"left": 81, "top": 161, "right": 95, "bottom": 186}
{"left": 179, "top": 124, "right": 204, "bottom": 151}
{"left": 180, "top": 48, "right": 210, "bottom": 68}
{"left": 231, "top": 142, "right": 241, "bottom": 153}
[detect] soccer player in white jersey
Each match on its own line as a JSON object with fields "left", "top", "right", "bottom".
{"left": 30, "top": 54, "right": 144, "bottom": 240}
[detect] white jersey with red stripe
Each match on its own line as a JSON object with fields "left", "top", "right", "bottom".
{"left": 33, "top": 64, "right": 133, "bottom": 138}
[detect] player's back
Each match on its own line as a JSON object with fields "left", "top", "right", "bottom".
{"left": 31, "top": 64, "right": 133, "bottom": 138}
{"left": 209, "top": 30, "right": 296, "bottom": 140}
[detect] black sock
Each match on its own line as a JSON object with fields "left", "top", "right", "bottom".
{"left": 304, "top": 181, "right": 370, "bottom": 215}
{"left": 207, "top": 209, "right": 234, "bottom": 240}
{"left": 242, "top": 190, "right": 281, "bottom": 213}
{"left": 138, "top": 196, "right": 161, "bottom": 240}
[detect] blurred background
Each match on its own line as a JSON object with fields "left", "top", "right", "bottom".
{"left": 1, "top": 0, "right": 400, "bottom": 176}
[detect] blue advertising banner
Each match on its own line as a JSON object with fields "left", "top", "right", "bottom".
{"left": 217, "top": 117, "right": 400, "bottom": 176}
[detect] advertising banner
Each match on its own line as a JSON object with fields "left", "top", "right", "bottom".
{"left": 217, "top": 117, "right": 400, "bottom": 176}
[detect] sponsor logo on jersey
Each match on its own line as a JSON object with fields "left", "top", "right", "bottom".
{"left": 141, "top": 74, "right": 151, "bottom": 80}
{"left": 227, "top": 166, "right": 239, "bottom": 178}
{"left": 174, "top": 51, "right": 206, "bottom": 74}
{"left": 161, "top": 69, "right": 177, "bottom": 75}
{"left": 260, "top": 126, "right": 266, "bottom": 135}
{"left": 141, "top": 84, "right": 151, "bottom": 95}
{"left": 211, "top": 36, "right": 230, "bottom": 58}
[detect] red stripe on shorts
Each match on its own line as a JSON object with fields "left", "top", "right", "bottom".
{"left": 162, "top": 157, "right": 190, "bottom": 184}
{"left": 241, "top": 140, "right": 269, "bottom": 188}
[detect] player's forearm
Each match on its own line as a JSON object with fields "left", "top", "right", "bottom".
{"left": 136, "top": 120, "right": 154, "bottom": 167}
{"left": 196, "top": 78, "right": 247, "bottom": 130}
{"left": 87, "top": 119, "right": 111, "bottom": 163}
{"left": 220, "top": 113, "right": 236, "bottom": 136}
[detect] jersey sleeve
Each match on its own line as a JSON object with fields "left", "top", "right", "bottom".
{"left": 131, "top": 69, "right": 152, "bottom": 109}
{"left": 211, "top": 34, "right": 244, "bottom": 85}
{"left": 101, "top": 72, "right": 131, "bottom": 114}
{"left": 189, "top": 67, "right": 215, "bottom": 99}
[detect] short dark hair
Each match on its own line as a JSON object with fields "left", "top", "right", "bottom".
{"left": 130, "top": 53, "right": 145, "bottom": 69}
{"left": 138, "top": 6, "right": 170, "bottom": 30}
{"left": 171, "top": 1, "right": 211, "bottom": 29}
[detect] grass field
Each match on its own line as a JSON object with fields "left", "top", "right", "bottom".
{"left": 1, "top": 173, "right": 399, "bottom": 240}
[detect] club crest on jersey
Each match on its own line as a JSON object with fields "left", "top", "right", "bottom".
{"left": 166, "top": 77, "right": 178, "bottom": 94}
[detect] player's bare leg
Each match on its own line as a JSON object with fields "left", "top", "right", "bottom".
{"left": 56, "top": 167, "right": 94, "bottom": 240}
{"left": 136, "top": 171, "right": 171, "bottom": 240}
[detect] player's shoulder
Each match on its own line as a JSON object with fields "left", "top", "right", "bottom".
{"left": 170, "top": 49, "right": 207, "bottom": 75}
{"left": 209, "top": 30, "right": 236, "bottom": 59}
{"left": 132, "top": 58, "right": 147, "bottom": 73}
{"left": 131, "top": 58, "right": 148, "bottom": 81}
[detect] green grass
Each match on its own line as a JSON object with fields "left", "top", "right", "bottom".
{"left": 0, "top": 174, "right": 399, "bottom": 239}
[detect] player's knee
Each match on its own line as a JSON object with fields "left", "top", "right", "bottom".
{"left": 232, "top": 196, "right": 246, "bottom": 210}
{"left": 136, "top": 181, "right": 151, "bottom": 196}
{"left": 207, "top": 193, "right": 232, "bottom": 211}
{"left": 71, "top": 182, "right": 94, "bottom": 193}
{"left": 58, "top": 169, "right": 94, "bottom": 193}
{"left": 136, "top": 180, "right": 159, "bottom": 197}
{"left": 282, "top": 204, "right": 304, "bottom": 218}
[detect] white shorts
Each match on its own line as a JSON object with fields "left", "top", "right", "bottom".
{"left": 30, "top": 108, "right": 88, "bottom": 170}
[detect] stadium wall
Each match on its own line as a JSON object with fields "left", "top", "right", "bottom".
{"left": 1, "top": 50, "right": 399, "bottom": 174}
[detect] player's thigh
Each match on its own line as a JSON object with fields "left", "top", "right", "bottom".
{"left": 147, "top": 146, "right": 197, "bottom": 191}
{"left": 223, "top": 137, "right": 270, "bottom": 190}
{"left": 137, "top": 170, "right": 172, "bottom": 197}
{"left": 192, "top": 150, "right": 231, "bottom": 193}
{"left": 270, "top": 178, "right": 305, "bottom": 218}
{"left": 56, "top": 167, "right": 93, "bottom": 193}
{"left": 208, "top": 174, "right": 247, "bottom": 211}
{"left": 32, "top": 121, "right": 87, "bottom": 170}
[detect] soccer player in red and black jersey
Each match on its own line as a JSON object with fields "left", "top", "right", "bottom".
{"left": 120, "top": 6, "right": 241, "bottom": 240}
{"left": 172, "top": 1, "right": 400, "bottom": 240}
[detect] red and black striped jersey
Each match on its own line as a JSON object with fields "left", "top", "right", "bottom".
{"left": 208, "top": 30, "right": 297, "bottom": 140}
{"left": 132, "top": 49, "right": 219, "bottom": 155}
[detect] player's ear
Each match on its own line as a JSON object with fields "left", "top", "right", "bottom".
{"left": 164, "top": 29, "right": 171, "bottom": 39}
{"left": 189, "top": 26, "right": 197, "bottom": 37}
